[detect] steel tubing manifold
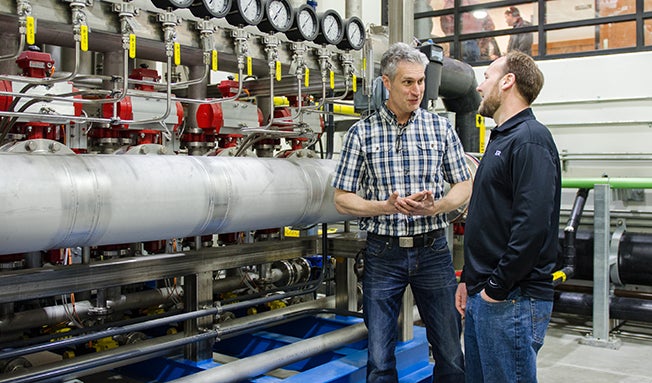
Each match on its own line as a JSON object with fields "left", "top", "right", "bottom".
{"left": 0, "top": 151, "right": 350, "bottom": 255}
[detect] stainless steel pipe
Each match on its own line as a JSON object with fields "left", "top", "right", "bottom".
{"left": 170, "top": 321, "right": 368, "bottom": 383}
{"left": 0, "top": 288, "right": 181, "bottom": 334}
{"left": 0, "top": 153, "right": 349, "bottom": 255}
{"left": 169, "top": 305, "right": 423, "bottom": 383}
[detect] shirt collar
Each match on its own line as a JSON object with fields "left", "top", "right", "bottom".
{"left": 493, "top": 108, "right": 535, "bottom": 134}
{"left": 379, "top": 103, "right": 419, "bottom": 128}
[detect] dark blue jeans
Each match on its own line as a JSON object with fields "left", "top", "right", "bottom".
{"left": 464, "top": 289, "right": 553, "bottom": 383}
{"left": 362, "top": 235, "right": 465, "bottom": 383}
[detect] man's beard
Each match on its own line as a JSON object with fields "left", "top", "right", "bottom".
{"left": 478, "top": 88, "right": 500, "bottom": 118}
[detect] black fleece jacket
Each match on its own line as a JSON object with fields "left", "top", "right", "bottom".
{"left": 462, "top": 108, "right": 561, "bottom": 301}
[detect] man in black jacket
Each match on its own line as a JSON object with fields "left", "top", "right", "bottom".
{"left": 455, "top": 51, "right": 560, "bottom": 383}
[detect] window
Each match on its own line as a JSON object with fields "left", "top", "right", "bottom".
{"left": 415, "top": 0, "right": 652, "bottom": 64}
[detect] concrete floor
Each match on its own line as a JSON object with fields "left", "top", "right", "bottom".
{"left": 537, "top": 317, "right": 652, "bottom": 383}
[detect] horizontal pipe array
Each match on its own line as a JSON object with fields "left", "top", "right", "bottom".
{"left": 0, "top": 153, "right": 350, "bottom": 255}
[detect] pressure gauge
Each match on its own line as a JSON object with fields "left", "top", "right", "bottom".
{"left": 258, "top": 0, "right": 294, "bottom": 33}
{"left": 225, "top": 0, "right": 265, "bottom": 26}
{"left": 286, "top": 4, "right": 318, "bottom": 42}
{"left": 314, "top": 9, "right": 343, "bottom": 46}
{"left": 151, "top": 0, "right": 193, "bottom": 9}
{"left": 189, "top": 0, "right": 232, "bottom": 18}
{"left": 337, "top": 17, "right": 365, "bottom": 50}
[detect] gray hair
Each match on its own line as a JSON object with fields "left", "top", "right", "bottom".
{"left": 380, "top": 42, "right": 429, "bottom": 80}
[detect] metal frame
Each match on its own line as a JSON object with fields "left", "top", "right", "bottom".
{"left": 0, "top": 238, "right": 317, "bottom": 304}
{"left": 578, "top": 184, "right": 622, "bottom": 349}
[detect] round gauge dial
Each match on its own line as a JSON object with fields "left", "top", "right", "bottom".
{"left": 190, "top": 0, "right": 232, "bottom": 18}
{"left": 286, "top": 4, "right": 318, "bottom": 42}
{"left": 151, "top": 0, "right": 193, "bottom": 9}
{"left": 258, "top": 0, "right": 294, "bottom": 33}
{"left": 314, "top": 10, "right": 343, "bottom": 45}
{"left": 225, "top": 0, "right": 265, "bottom": 26}
{"left": 338, "top": 16, "right": 365, "bottom": 50}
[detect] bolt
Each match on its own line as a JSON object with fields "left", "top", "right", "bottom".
{"left": 25, "top": 141, "right": 37, "bottom": 152}
{"left": 49, "top": 142, "right": 61, "bottom": 152}
{"left": 140, "top": 146, "right": 148, "bottom": 154}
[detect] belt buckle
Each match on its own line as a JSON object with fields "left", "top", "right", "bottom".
{"left": 399, "top": 237, "right": 413, "bottom": 248}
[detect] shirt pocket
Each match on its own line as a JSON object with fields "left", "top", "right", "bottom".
{"left": 414, "top": 141, "right": 443, "bottom": 183}
{"left": 364, "top": 144, "right": 393, "bottom": 178}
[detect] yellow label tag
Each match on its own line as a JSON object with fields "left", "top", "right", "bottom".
{"left": 304, "top": 68, "right": 310, "bottom": 88}
{"left": 329, "top": 70, "right": 335, "bottom": 90}
{"left": 552, "top": 270, "right": 567, "bottom": 283}
{"left": 352, "top": 74, "right": 357, "bottom": 93}
{"left": 363, "top": 57, "right": 367, "bottom": 71}
{"left": 174, "top": 42, "right": 181, "bottom": 66}
{"left": 246, "top": 56, "right": 252, "bottom": 76}
{"left": 80, "top": 25, "right": 89, "bottom": 52}
{"left": 211, "top": 50, "right": 218, "bottom": 71}
{"left": 129, "top": 34, "right": 136, "bottom": 59}
{"left": 476, "top": 114, "right": 486, "bottom": 154}
{"left": 275, "top": 61, "right": 281, "bottom": 81}
{"left": 26, "top": 16, "right": 35, "bottom": 45}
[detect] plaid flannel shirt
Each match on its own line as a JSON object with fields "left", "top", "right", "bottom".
{"left": 332, "top": 103, "right": 470, "bottom": 236}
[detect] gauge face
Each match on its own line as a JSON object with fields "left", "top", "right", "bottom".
{"left": 225, "top": 0, "right": 264, "bottom": 26}
{"left": 314, "top": 10, "right": 343, "bottom": 45}
{"left": 323, "top": 15, "right": 340, "bottom": 41}
{"left": 151, "top": 0, "right": 193, "bottom": 9}
{"left": 241, "top": 0, "right": 262, "bottom": 23}
{"left": 286, "top": 4, "right": 318, "bottom": 42}
{"left": 190, "top": 0, "right": 231, "bottom": 18}
{"left": 268, "top": 0, "right": 292, "bottom": 30}
{"left": 258, "top": 0, "right": 294, "bottom": 33}
{"left": 338, "top": 17, "right": 365, "bottom": 50}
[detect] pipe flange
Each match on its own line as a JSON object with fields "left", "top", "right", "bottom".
{"left": 87, "top": 305, "right": 113, "bottom": 317}
{"left": 0, "top": 357, "right": 32, "bottom": 373}
{"left": 609, "top": 220, "right": 626, "bottom": 286}
{"left": 1, "top": 139, "right": 74, "bottom": 155}
{"left": 119, "top": 143, "right": 174, "bottom": 155}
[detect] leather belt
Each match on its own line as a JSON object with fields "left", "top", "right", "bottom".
{"left": 367, "top": 228, "right": 446, "bottom": 248}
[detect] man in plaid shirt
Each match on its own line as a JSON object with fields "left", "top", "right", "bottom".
{"left": 332, "top": 42, "right": 471, "bottom": 383}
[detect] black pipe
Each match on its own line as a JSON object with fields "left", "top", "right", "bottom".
{"left": 438, "top": 57, "right": 482, "bottom": 152}
{"left": 553, "top": 188, "right": 589, "bottom": 286}
{"left": 554, "top": 291, "right": 652, "bottom": 323}
{"left": 559, "top": 230, "right": 652, "bottom": 286}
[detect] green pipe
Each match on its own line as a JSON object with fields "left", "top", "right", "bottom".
{"left": 562, "top": 178, "right": 652, "bottom": 189}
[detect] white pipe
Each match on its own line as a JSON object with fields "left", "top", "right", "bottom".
{"left": 0, "top": 154, "right": 349, "bottom": 255}
{"left": 169, "top": 306, "right": 422, "bottom": 383}
{"left": 345, "top": 0, "right": 362, "bottom": 18}
{"left": 169, "top": 321, "right": 368, "bottom": 383}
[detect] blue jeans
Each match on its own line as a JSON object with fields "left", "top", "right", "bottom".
{"left": 464, "top": 289, "right": 553, "bottom": 383}
{"left": 363, "top": 235, "right": 465, "bottom": 383}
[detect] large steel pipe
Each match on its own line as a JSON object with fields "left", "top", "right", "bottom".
{"left": 0, "top": 153, "right": 349, "bottom": 255}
